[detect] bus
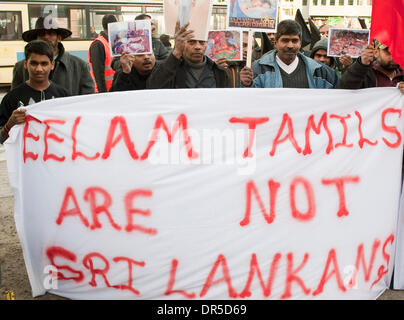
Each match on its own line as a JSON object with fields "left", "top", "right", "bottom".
{"left": 0, "top": 0, "right": 228, "bottom": 87}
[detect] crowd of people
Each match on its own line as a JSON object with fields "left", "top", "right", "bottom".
{"left": 0, "top": 13, "right": 403, "bottom": 144}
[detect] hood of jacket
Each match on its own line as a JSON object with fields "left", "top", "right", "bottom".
{"left": 310, "top": 38, "right": 336, "bottom": 67}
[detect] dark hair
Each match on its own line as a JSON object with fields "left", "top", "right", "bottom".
{"left": 24, "top": 40, "right": 53, "bottom": 61}
{"left": 102, "top": 14, "right": 118, "bottom": 30}
{"left": 275, "top": 20, "right": 302, "bottom": 41}
{"left": 135, "top": 14, "right": 152, "bottom": 21}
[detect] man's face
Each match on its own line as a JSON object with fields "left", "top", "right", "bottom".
{"left": 313, "top": 48, "right": 331, "bottom": 66}
{"left": 183, "top": 40, "right": 207, "bottom": 63}
{"left": 376, "top": 48, "right": 400, "bottom": 71}
{"left": 242, "top": 33, "right": 249, "bottom": 62}
{"left": 151, "top": 21, "right": 156, "bottom": 35}
{"left": 37, "top": 30, "right": 61, "bottom": 54}
{"left": 142, "top": 16, "right": 156, "bottom": 35}
{"left": 275, "top": 34, "right": 301, "bottom": 65}
{"left": 24, "top": 53, "right": 54, "bottom": 83}
{"left": 133, "top": 54, "right": 156, "bottom": 75}
{"left": 267, "top": 32, "right": 276, "bottom": 45}
{"left": 319, "top": 25, "right": 329, "bottom": 38}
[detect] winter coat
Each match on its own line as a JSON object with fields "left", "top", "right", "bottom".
{"left": 338, "top": 57, "right": 404, "bottom": 89}
{"left": 146, "top": 53, "right": 229, "bottom": 89}
{"left": 251, "top": 50, "right": 339, "bottom": 89}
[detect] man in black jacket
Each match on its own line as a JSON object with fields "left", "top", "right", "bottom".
{"left": 147, "top": 22, "right": 229, "bottom": 89}
{"left": 338, "top": 40, "right": 404, "bottom": 94}
{"left": 11, "top": 17, "right": 94, "bottom": 96}
{"left": 110, "top": 52, "right": 156, "bottom": 92}
{"left": 111, "top": 14, "right": 169, "bottom": 72}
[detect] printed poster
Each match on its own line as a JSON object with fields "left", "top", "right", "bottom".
{"left": 206, "top": 30, "right": 242, "bottom": 61}
{"left": 227, "top": 0, "right": 278, "bottom": 32}
{"left": 108, "top": 20, "right": 153, "bottom": 57}
{"left": 328, "top": 28, "right": 370, "bottom": 58}
{"left": 164, "top": 0, "right": 213, "bottom": 41}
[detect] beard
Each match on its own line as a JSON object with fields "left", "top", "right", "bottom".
{"left": 377, "top": 57, "right": 400, "bottom": 71}
{"left": 45, "top": 39, "right": 58, "bottom": 53}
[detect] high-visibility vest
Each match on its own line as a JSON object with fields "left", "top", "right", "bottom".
{"left": 88, "top": 34, "right": 115, "bottom": 93}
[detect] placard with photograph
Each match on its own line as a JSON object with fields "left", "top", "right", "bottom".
{"left": 164, "top": 0, "right": 213, "bottom": 41}
{"left": 108, "top": 20, "right": 153, "bottom": 57}
{"left": 205, "top": 30, "right": 242, "bottom": 61}
{"left": 227, "top": 0, "right": 278, "bottom": 32}
{"left": 327, "top": 28, "right": 370, "bottom": 58}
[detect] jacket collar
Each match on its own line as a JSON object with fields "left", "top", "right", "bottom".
{"left": 258, "top": 50, "right": 324, "bottom": 73}
{"left": 55, "top": 42, "right": 67, "bottom": 66}
{"left": 180, "top": 55, "right": 218, "bottom": 69}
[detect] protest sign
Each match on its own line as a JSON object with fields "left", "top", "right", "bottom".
{"left": 108, "top": 20, "right": 152, "bottom": 57}
{"left": 4, "top": 87, "right": 404, "bottom": 300}
{"left": 206, "top": 30, "right": 242, "bottom": 61}
{"left": 164, "top": 0, "right": 213, "bottom": 41}
{"left": 328, "top": 28, "right": 370, "bottom": 58}
{"left": 227, "top": 0, "right": 278, "bottom": 32}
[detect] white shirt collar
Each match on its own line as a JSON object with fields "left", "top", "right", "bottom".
{"left": 276, "top": 54, "right": 299, "bottom": 74}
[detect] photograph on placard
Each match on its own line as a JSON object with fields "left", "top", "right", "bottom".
{"left": 327, "top": 28, "right": 370, "bottom": 58}
{"left": 227, "top": 0, "right": 278, "bottom": 32}
{"left": 206, "top": 30, "right": 242, "bottom": 61}
{"left": 108, "top": 20, "right": 153, "bottom": 57}
{"left": 164, "top": 0, "right": 213, "bottom": 41}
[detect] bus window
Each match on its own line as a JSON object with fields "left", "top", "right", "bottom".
{"left": 28, "top": 4, "right": 87, "bottom": 40}
{"left": 144, "top": 6, "right": 164, "bottom": 37}
{"left": 0, "top": 11, "right": 22, "bottom": 40}
{"left": 88, "top": 6, "right": 122, "bottom": 39}
{"left": 120, "top": 6, "right": 143, "bottom": 24}
{"left": 211, "top": 7, "right": 227, "bottom": 30}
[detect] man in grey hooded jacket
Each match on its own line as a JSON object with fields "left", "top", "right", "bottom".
{"left": 310, "top": 38, "right": 353, "bottom": 77}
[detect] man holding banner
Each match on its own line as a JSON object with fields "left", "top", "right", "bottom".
{"left": 147, "top": 22, "right": 229, "bottom": 89}
{"left": 239, "top": 20, "right": 338, "bottom": 89}
{"left": 0, "top": 40, "right": 68, "bottom": 143}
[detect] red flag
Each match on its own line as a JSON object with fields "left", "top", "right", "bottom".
{"left": 370, "top": 0, "right": 404, "bottom": 69}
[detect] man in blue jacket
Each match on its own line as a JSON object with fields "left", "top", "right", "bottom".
{"left": 240, "top": 20, "right": 338, "bottom": 89}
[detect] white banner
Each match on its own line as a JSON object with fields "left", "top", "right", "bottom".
{"left": 4, "top": 87, "right": 404, "bottom": 300}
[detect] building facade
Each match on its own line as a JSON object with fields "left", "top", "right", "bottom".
{"left": 278, "top": 0, "right": 372, "bottom": 26}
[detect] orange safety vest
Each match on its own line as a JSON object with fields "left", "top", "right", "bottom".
{"left": 88, "top": 34, "right": 115, "bottom": 93}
